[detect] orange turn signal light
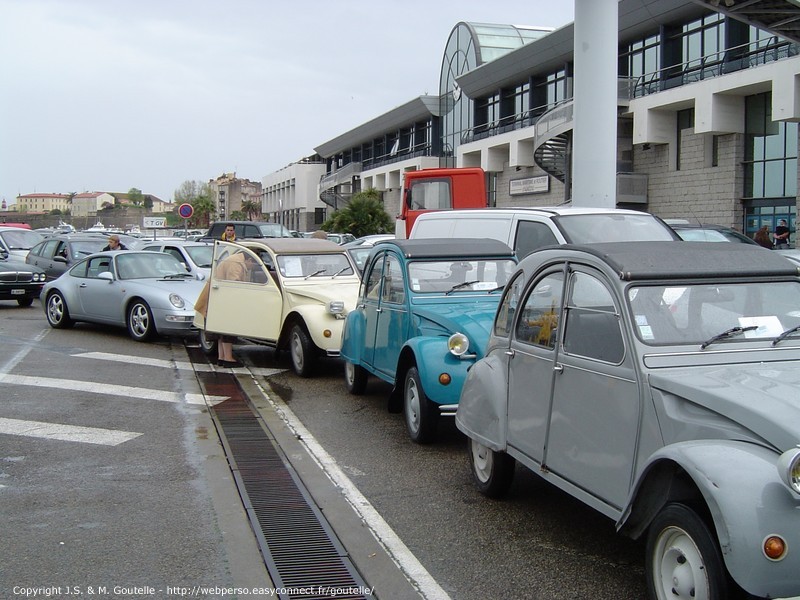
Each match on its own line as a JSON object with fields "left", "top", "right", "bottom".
{"left": 763, "top": 535, "right": 787, "bottom": 561}
{"left": 438, "top": 373, "right": 451, "bottom": 385}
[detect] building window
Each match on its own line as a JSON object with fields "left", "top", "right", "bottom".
{"left": 532, "top": 67, "right": 569, "bottom": 116}
{"left": 621, "top": 33, "right": 660, "bottom": 97}
{"left": 676, "top": 108, "right": 694, "bottom": 171}
{"left": 314, "top": 207, "right": 326, "bottom": 225}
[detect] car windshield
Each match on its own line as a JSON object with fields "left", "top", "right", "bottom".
{"left": 72, "top": 240, "right": 106, "bottom": 257}
{"left": 407, "top": 259, "right": 517, "bottom": 293}
{"left": 557, "top": 214, "right": 676, "bottom": 243}
{"left": 628, "top": 281, "right": 800, "bottom": 346}
{"left": 276, "top": 253, "right": 354, "bottom": 278}
{"left": 183, "top": 245, "right": 213, "bottom": 268}
{"left": 675, "top": 228, "right": 754, "bottom": 243}
{"left": 116, "top": 253, "right": 188, "bottom": 280}
{"left": 258, "top": 223, "right": 291, "bottom": 238}
{"left": 0, "top": 229, "right": 43, "bottom": 250}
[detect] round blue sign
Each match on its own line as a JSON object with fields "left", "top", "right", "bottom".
{"left": 178, "top": 203, "right": 194, "bottom": 219}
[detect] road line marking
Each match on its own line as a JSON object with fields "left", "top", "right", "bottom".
{"left": 0, "top": 374, "right": 229, "bottom": 406}
{"left": 73, "top": 351, "right": 286, "bottom": 377}
{"left": 0, "top": 417, "right": 141, "bottom": 446}
{"left": 250, "top": 378, "right": 452, "bottom": 600}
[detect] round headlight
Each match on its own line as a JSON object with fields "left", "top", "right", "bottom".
{"left": 169, "top": 293, "right": 185, "bottom": 309}
{"left": 448, "top": 332, "right": 470, "bottom": 356}
{"left": 777, "top": 446, "right": 800, "bottom": 494}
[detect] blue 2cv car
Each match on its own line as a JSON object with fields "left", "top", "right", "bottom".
{"left": 340, "top": 238, "right": 517, "bottom": 443}
{"left": 457, "top": 241, "right": 800, "bottom": 600}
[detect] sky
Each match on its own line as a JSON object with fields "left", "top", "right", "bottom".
{"left": 0, "top": 0, "right": 574, "bottom": 205}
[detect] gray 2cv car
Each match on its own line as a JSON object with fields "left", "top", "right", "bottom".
{"left": 456, "top": 241, "right": 800, "bottom": 600}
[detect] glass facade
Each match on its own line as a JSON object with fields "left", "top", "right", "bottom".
{"left": 744, "top": 92, "right": 798, "bottom": 243}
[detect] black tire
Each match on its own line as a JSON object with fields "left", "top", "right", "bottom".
{"left": 344, "top": 360, "right": 368, "bottom": 395}
{"left": 289, "top": 323, "right": 316, "bottom": 377}
{"left": 468, "top": 437, "right": 515, "bottom": 498}
{"left": 403, "top": 366, "right": 438, "bottom": 443}
{"left": 16, "top": 297, "right": 34, "bottom": 307}
{"left": 199, "top": 329, "right": 218, "bottom": 356}
{"left": 646, "top": 503, "right": 731, "bottom": 600}
{"left": 127, "top": 299, "right": 155, "bottom": 342}
{"left": 45, "top": 291, "right": 74, "bottom": 329}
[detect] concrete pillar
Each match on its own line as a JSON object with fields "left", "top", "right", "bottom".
{"left": 572, "top": 0, "right": 618, "bottom": 208}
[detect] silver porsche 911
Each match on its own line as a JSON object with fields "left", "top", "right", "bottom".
{"left": 41, "top": 250, "right": 205, "bottom": 342}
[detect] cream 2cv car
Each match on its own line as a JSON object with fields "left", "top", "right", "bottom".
{"left": 194, "top": 239, "right": 361, "bottom": 376}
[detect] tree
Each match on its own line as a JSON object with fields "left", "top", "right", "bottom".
{"left": 241, "top": 199, "right": 261, "bottom": 221}
{"left": 128, "top": 187, "right": 144, "bottom": 207}
{"left": 174, "top": 180, "right": 216, "bottom": 227}
{"left": 229, "top": 210, "right": 247, "bottom": 221}
{"left": 322, "top": 189, "right": 393, "bottom": 237}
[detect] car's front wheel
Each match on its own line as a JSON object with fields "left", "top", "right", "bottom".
{"left": 403, "top": 366, "right": 438, "bottom": 443}
{"left": 290, "top": 323, "right": 316, "bottom": 377}
{"left": 199, "top": 329, "right": 218, "bottom": 356}
{"left": 45, "top": 291, "right": 74, "bottom": 329}
{"left": 646, "top": 503, "right": 730, "bottom": 600}
{"left": 344, "top": 360, "right": 368, "bottom": 395}
{"left": 17, "top": 297, "right": 34, "bottom": 307}
{"left": 127, "top": 299, "right": 155, "bottom": 342}
{"left": 468, "top": 438, "right": 515, "bottom": 498}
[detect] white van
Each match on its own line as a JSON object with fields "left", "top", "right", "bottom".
{"left": 409, "top": 207, "right": 679, "bottom": 258}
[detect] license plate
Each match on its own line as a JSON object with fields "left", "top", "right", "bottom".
{"left": 11, "top": 289, "right": 25, "bottom": 295}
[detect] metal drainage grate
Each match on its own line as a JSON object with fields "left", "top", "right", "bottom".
{"left": 211, "top": 394, "right": 370, "bottom": 600}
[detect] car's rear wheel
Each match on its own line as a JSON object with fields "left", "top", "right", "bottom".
{"left": 199, "top": 329, "right": 218, "bottom": 356}
{"left": 403, "top": 366, "right": 438, "bottom": 443}
{"left": 646, "top": 503, "right": 730, "bottom": 600}
{"left": 344, "top": 360, "right": 368, "bottom": 395}
{"left": 290, "top": 323, "right": 316, "bottom": 378}
{"left": 16, "top": 297, "right": 34, "bottom": 307}
{"left": 45, "top": 291, "right": 74, "bottom": 329}
{"left": 468, "top": 438, "right": 515, "bottom": 498}
{"left": 127, "top": 299, "right": 155, "bottom": 342}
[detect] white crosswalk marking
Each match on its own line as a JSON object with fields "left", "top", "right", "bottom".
{"left": 0, "top": 417, "right": 141, "bottom": 446}
{"left": 73, "top": 351, "right": 286, "bottom": 377}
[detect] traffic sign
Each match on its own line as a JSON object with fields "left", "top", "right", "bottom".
{"left": 143, "top": 217, "right": 167, "bottom": 228}
{"left": 178, "top": 203, "right": 194, "bottom": 219}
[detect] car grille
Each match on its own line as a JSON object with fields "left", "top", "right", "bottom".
{"left": 0, "top": 272, "right": 34, "bottom": 283}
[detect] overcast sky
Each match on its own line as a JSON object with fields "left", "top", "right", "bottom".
{"left": 0, "top": 0, "right": 574, "bottom": 205}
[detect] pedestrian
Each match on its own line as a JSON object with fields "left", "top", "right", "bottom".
{"left": 220, "top": 223, "right": 237, "bottom": 242}
{"left": 754, "top": 225, "right": 773, "bottom": 249}
{"left": 102, "top": 234, "right": 128, "bottom": 251}
{"left": 773, "top": 219, "right": 791, "bottom": 249}
{"left": 213, "top": 250, "right": 259, "bottom": 368}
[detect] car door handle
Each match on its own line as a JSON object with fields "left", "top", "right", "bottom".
{"left": 376, "top": 307, "right": 383, "bottom": 313}
{"left": 505, "top": 349, "right": 515, "bottom": 357}
{"left": 553, "top": 363, "right": 564, "bottom": 373}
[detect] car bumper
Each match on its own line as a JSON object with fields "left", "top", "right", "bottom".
{"left": 0, "top": 284, "right": 44, "bottom": 300}
{"left": 155, "top": 309, "right": 198, "bottom": 336}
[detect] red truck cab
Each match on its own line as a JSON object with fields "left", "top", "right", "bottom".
{"left": 395, "top": 167, "right": 486, "bottom": 238}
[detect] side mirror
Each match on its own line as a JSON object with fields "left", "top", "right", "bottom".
{"left": 99, "top": 271, "right": 114, "bottom": 282}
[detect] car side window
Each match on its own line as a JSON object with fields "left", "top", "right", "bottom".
{"left": 514, "top": 220, "right": 559, "bottom": 260}
{"left": 86, "top": 256, "right": 112, "bottom": 279}
{"left": 563, "top": 271, "right": 624, "bottom": 363}
{"left": 494, "top": 272, "right": 525, "bottom": 337}
{"left": 365, "top": 255, "right": 385, "bottom": 300}
{"left": 516, "top": 272, "right": 564, "bottom": 349}
{"left": 382, "top": 255, "right": 405, "bottom": 304}
{"left": 39, "top": 239, "right": 59, "bottom": 258}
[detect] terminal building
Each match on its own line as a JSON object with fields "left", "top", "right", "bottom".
{"left": 262, "top": 0, "right": 800, "bottom": 244}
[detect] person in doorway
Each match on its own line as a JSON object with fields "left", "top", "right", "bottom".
{"left": 754, "top": 225, "right": 773, "bottom": 249}
{"left": 774, "top": 219, "right": 791, "bottom": 249}
{"left": 102, "top": 234, "right": 128, "bottom": 251}
{"left": 214, "top": 251, "right": 258, "bottom": 368}
{"left": 220, "top": 223, "right": 237, "bottom": 242}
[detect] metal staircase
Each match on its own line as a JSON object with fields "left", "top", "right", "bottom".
{"left": 318, "top": 162, "right": 361, "bottom": 209}
{"left": 532, "top": 100, "right": 574, "bottom": 184}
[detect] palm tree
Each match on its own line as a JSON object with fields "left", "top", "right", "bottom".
{"left": 241, "top": 199, "right": 261, "bottom": 221}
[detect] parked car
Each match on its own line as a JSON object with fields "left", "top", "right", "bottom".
{"left": 340, "top": 238, "right": 517, "bottom": 443}
{"left": 409, "top": 207, "right": 679, "bottom": 259}
{"left": 194, "top": 239, "right": 361, "bottom": 377}
{"left": 456, "top": 241, "right": 800, "bottom": 600}
{"left": 42, "top": 251, "right": 205, "bottom": 341}
{"left": 345, "top": 234, "right": 395, "bottom": 247}
{"left": 26, "top": 234, "right": 108, "bottom": 281}
{"left": 0, "top": 248, "right": 46, "bottom": 306}
{"left": 0, "top": 226, "right": 44, "bottom": 262}
{"left": 668, "top": 221, "right": 759, "bottom": 244}
{"left": 199, "top": 221, "right": 292, "bottom": 242}
{"left": 326, "top": 233, "right": 356, "bottom": 245}
{"left": 140, "top": 240, "right": 212, "bottom": 280}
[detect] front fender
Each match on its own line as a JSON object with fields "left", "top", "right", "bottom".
{"left": 340, "top": 310, "right": 365, "bottom": 364}
{"left": 628, "top": 441, "right": 800, "bottom": 598}
{"left": 404, "top": 336, "right": 472, "bottom": 405}
{"left": 288, "top": 306, "right": 346, "bottom": 352}
{"left": 454, "top": 351, "right": 508, "bottom": 452}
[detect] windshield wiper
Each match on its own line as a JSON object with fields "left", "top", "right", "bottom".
{"left": 487, "top": 284, "right": 505, "bottom": 294}
{"left": 162, "top": 273, "right": 193, "bottom": 279}
{"left": 331, "top": 267, "right": 350, "bottom": 278}
{"left": 772, "top": 324, "right": 800, "bottom": 347}
{"left": 445, "top": 280, "right": 480, "bottom": 295}
{"left": 700, "top": 325, "right": 758, "bottom": 350}
{"left": 304, "top": 269, "right": 326, "bottom": 280}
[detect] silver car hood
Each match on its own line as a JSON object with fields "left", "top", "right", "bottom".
{"left": 648, "top": 362, "right": 800, "bottom": 450}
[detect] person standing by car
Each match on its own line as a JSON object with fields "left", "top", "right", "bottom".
{"left": 213, "top": 250, "right": 258, "bottom": 368}
{"left": 102, "top": 234, "right": 127, "bottom": 251}
{"left": 774, "top": 219, "right": 791, "bottom": 249}
{"left": 754, "top": 225, "right": 774, "bottom": 249}
{"left": 220, "top": 223, "right": 236, "bottom": 242}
